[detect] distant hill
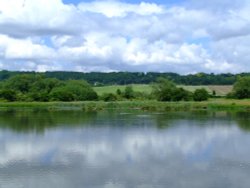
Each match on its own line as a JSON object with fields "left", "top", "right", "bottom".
{"left": 0, "top": 70, "right": 249, "bottom": 85}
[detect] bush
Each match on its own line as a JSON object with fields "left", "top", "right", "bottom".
{"left": 49, "top": 87, "right": 75, "bottom": 101}
{"left": 101, "top": 93, "right": 118, "bottom": 102}
{"left": 123, "top": 86, "right": 135, "bottom": 99}
{"left": 231, "top": 76, "right": 250, "bottom": 99}
{"left": 152, "top": 78, "right": 176, "bottom": 101}
{"left": 0, "top": 89, "right": 17, "bottom": 101}
{"left": 49, "top": 80, "right": 98, "bottom": 101}
{"left": 152, "top": 78, "right": 191, "bottom": 101}
{"left": 29, "top": 92, "right": 50, "bottom": 102}
{"left": 172, "top": 88, "right": 192, "bottom": 101}
{"left": 193, "top": 88, "right": 209, "bottom": 101}
{"left": 4, "top": 74, "right": 40, "bottom": 93}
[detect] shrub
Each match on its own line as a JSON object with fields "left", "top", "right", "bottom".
{"left": 123, "top": 86, "right": 135, "bottom": 99}
{"left": 101, "top": 93, "right": 118, "bottom": 102}
{"left": 49, "top": 87, "right": 75, "bottom": 101}
{"left": 231, "top": 76, "right": 250, "bottom": 99}
{"left": 152, "top": 78, "right": 191, "bottom": 101}
{"left": 193, "top": 88, "right": 209, "bottom": 101}
{"left": 0, "top": 89, "right": 17, "bottom": 101}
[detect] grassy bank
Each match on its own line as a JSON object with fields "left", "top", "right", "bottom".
{"left": 0, "top": 99, "right": 250, "bottom": 112}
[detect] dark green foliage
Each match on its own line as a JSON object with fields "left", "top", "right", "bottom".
{"left": 28, "top": 92, "right": 50, "bottom": 102}
{"left": 28, "top": 78, "right": 62, "bottom": 101}
{"left": 152, "top": 78, "right": 191, "bottom": 101}
{"left": 116, "top": 89, "right": 122, "bottom": 95}
{"left": 49, "top": 87, "right": 75, "bottom": 101}
{"left": 152, "top": 78, "right": 175, "bottom": 101}
{"left": 123, "top": 86, "right": 135, "bottom": 99}
{"left": 0, "top": 89, "right": 17, "bottom": 101}
{"left": 133, "top": 91, "right": 151, "bottom": 100}
{"left": 65, "top": 80, "right": 98, "bottom": 101}
{"left": 31, "top": 78, "right": 62, "bottom": 93}
{"left": 101, "top": 93, "right": 118, "bottom": 102}
{"left": 4, "top": 74, "right": 40, "bottom": 93}
{"left": 172, "top": 88, "right": 192, "bottom": 101}
{"left": 193, "top": 88, "right": 209, "bottom": 101}
{"left": 50, "top": 80, "right": 98, "bottom": 101}
{"left": 0, "top": 74, "right": 97, "bottom": 102}
{"left": 1, "top": 70, "right": 249, "bottom": 85}
{"left": 230, "top": 77, "right": 250, "bottom": 99}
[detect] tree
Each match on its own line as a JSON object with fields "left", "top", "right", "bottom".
{"left": 4, "top": 74, "right": 40, "bottom": 93}
{"left": 65, "top": 80, "right": 98, "bottom": 101}
{"left": 101, "top": 93, "right": 118, "bottom": 102}
{"left": 193, "top": 88, "right": 209, "bottom": 101}
{"left": 49, "top": 87, "right": 75, "bottom": 101}
{"left": 231, "top": 76, "right": 250, "bottom": 99}
{"left": 116, "top": 89, "right": 122, "bottom": 95}
{"left": 49, "top": 80, "right": 98, "bottom": 101}
{"left": 123, "top": 86, "right": 135, "bottom": 99}
{"left": 172, "top": 87, "right": 192, "bottom": 101}
{"left": 0, "top": 89, "right": 17, "bottom": 101}
{"left": 152, "top": 78, "right": 176, "bottom": 101}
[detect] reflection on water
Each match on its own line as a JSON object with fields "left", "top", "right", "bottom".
{"left": 0, "top": 110, "right": 250, "bottom": 188}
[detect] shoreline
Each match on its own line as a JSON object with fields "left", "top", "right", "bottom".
{"left": 0, "top": 99, "right": 250, "bottom": 112}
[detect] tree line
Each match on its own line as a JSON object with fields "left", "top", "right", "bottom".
{"left": 0, "top": 74, "right": 249, "bottom": 102}
{"left": 0, "top": 74, "right": 210, "bottom": 102}
{"left": 1, "top": 70, "right": 250, "bottom": 85}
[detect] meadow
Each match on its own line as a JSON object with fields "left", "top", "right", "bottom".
{"left": 94, "top": 84, "right": 233, "bottom": 96}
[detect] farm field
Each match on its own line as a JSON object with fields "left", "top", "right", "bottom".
{"left": 94, "top": 84, "right": 233, "bottom": 96}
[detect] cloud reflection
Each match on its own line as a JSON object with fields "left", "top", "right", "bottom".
{"left": 0, "top": 112, "right": 250, "bottom": 188}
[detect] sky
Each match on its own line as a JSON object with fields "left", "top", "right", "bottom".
{"left": 0, "top": 0, "right": 249, "bottom": 73}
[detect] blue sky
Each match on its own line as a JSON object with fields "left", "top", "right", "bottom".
{"left": 0, "top": 0, "right": 249, "bottom": 73}
{"left": 63, "top": 0, "right": 185, "bottom": 5}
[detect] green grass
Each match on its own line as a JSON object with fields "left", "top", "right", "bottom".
{"left": 0, "top": 99, "right": 250, "bottom": 112}
{"left": 94, "top": 84, "right": 233, "bottom": 96}
{"left": 94, "top": 84, "right": 152, "bottom": 95}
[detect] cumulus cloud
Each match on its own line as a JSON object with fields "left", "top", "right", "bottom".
{"left": 0, "top": 0, "right": 249, "bottom": 73}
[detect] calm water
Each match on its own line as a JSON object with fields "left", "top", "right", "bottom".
{"left": 0, "top": 110, "right": 250, "bottom": 188}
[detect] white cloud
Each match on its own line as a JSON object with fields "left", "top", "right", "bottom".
{"left": 0, "top": 0, "right": 250, "bottom": 73}
{"left": 78, "top": 1, "right": 163, "bottom": 17}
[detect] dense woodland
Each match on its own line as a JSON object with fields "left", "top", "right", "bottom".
{"left": 0, "top": 70, "right": 250, "bottom": 85}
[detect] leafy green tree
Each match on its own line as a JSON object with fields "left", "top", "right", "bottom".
{"left": 0, "top": 89, "right": 17, "bottom": 101}
{"left": 172, "top": 88, "right": 192, "bottom": 101}
{"left": 49, "top": 87, "right": 75, "bottom": 101}
{"left": 193, "top": 88, "right": 209, "bottom": 101}
{"left": 116, "top": 89, "right": 122, "bottom": 95}
{"left": 31, "top": 78, "right": 62, "bottom": 93}
{"left": 49, "top": 80, "right": 98, "bottom": 101}
{"left": 4, "top": 74, "right": 40, "bottom": 93}
{"left": 28, "top": 78, "right": 62, "bottom": 101}
{"left": 152, "top": 78, "right": 176, "bottom": 101}
{"left": 123, "top": 86, "right": 135, "bottom": 99}
{"left": 212, "top": 90, "right": 216, "bottom": 96}
{"left": 65, "top": 80, "right": 98, "bottom": 101}
{"left": 231, "top": 76, "right": 250, "bottom": 99}
{"left": 101, "top": 93, "right": 118, "bottom": 102}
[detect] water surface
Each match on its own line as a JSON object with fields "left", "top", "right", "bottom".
{"left": 0, "top": 110, "right": 250, "bottom": 188}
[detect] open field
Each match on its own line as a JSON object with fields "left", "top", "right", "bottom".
{"left": 94, "top": 84, "right": 152, "bottom": 95}
{"left": 94, "top": 84, "right": 233, "bottom": 96}
{"left": 181, "top": 85, "right": 233, "bottom": 96}
{"left": 0, "top": 99, "right": 250, "bottom": 112}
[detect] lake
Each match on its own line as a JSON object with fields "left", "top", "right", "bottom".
{"left": 0, "top": 110, "right": 250, "bottom": 188}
